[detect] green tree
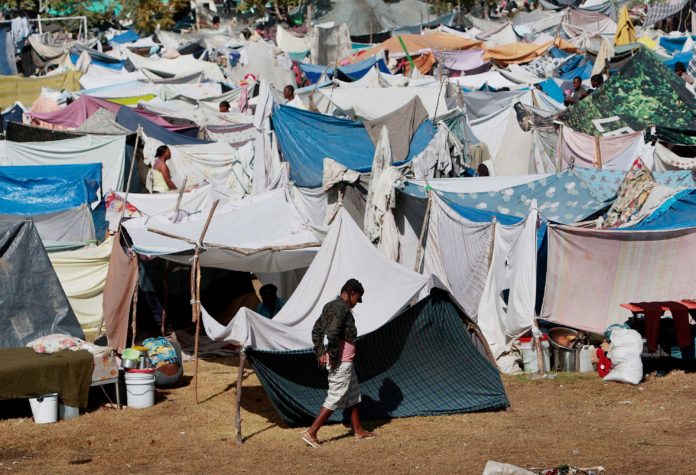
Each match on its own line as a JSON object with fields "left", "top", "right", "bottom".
{"left": 123, "top": 0, "right": 188, "bottom": 34}
{"left": 1, "top": 0, "right": 39, "bottom": 12}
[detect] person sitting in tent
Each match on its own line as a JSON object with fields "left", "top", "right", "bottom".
{"left": 255, "top": 284, "right": 286, "bottom": 319}
{"left": 303, "top": 279, "right": 376, "bottom": 448}
{"left": 589, "top": 74, "right": 604, "bottom": 93}
{"left": 151, "top": 145, "right": 177, "bottom": 193}
{"left": 564, "top": 76, "right": 588, "bottom": 106}
{"left": 675, "top": 62, "right": 694, "bottom": 85}
{"left": 283, "top": 85, "right": 306, "bottom": 110}
{"left": 219, "top": 100, "right": 230, "bottom": 113}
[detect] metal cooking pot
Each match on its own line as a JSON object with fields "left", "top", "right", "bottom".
{"left": 122, "top": 357, "right": 138, "bottom": 369}
{"left": 549, "top": 327, "right": 582, "bottom": 372}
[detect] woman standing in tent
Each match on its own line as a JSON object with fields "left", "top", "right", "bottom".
{"left": 150, "top": 145, "right": 177, "bottom": 193}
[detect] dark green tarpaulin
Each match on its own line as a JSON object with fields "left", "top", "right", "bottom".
{"left": 564, "top": 47, "right": 696, "bottom": 145}
{"left": 247, "top": 290, "right": 509, "bottom": 427}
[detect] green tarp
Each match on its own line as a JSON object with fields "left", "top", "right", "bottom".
{"left": 247, "top": 290, "right": 509, "bottom": 427}
{"left": 564, "top": 47, "right": 696, "bottom": 145}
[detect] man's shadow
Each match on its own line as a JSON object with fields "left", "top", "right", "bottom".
{"left": 340, "top": 377, "right": 403, "bottom": 431}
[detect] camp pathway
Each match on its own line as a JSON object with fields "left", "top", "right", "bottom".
{"left": 0, "top": 356, "right": 694, "bottom": 474}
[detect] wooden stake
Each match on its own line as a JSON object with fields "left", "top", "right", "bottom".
{"left": 192, "top": 200, "right": 220, "bottom": 404}
{"left": 413, "top": 188, "right": 433, "bottom": 272}
{"left": 235, "top": 349, "right": 246, "bottom": 446}
{"left": 556, "top": 124, "right": 564, "bottom": 171}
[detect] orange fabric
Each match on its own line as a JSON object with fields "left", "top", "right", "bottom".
{"left": 347, "top": 33, "right": 482, "bottom": 63}
{"left": 404, "top": 51, "right": 437, "bottom": 75}
{"left": 484, "top": 38, "right": 577, "bottom": 66}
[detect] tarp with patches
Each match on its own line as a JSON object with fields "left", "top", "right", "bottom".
{"left": 271, "top": 105, "right": 435, "bottom": 188}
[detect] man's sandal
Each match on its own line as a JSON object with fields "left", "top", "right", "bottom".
{"left": 302, "top": 431, "right": 322, "bottom": 448}
{"left": 354, "top": 431, "right": 376, "bottom": 440}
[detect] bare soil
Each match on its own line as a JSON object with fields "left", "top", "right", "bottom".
{"left": 1, "top": 356, "right": 695, "bottom": 474}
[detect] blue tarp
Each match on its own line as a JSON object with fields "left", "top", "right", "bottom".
{"left": 116, "top": 106, "right": 212, "bottom": 146}
{"left": 662, "top": 51, "right": 693, "bottom": 68}
{"left": 558, "top": 55, "right": 593, "bottom": 80}
{"left": 574, "top": 168, "right": 695, "bottom": 202}
{"left": 1, "top": 104, "right": 23, "bottom": 132}
{"left": 70, "top": 53, "right": 124, "bottom": 71}
{"left": 0, "top": 164, "right": 101, "bottom": 215}
{"left": 272, "top": 105, "right": 436, "bottom": 188}
{"left": 539, "top": 78, "right": 565, "bottom": 103}
{"left": 400, "top": 171, "right": 609, "bottom": 224}
{"left": 110, "top": 29, "right": 140, "bottom": 44}
{"left": 550, "top": 46, "right": 572, "bottom": 59}
{"left": 299, "top": 56, "right": 390, "bottom": 83}
{"left": 630, "top": 189, "right": 696, "bottom": 230}
{"left": 659, "top": 35, "right": 696, "bottom": 54}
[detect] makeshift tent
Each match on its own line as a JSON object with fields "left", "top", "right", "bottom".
{"left": 349, "top": 33, "right": 481, "bottom": 64}
{"left": 614, "top": 5, "right": 636, "bottom": 46}
{"left": 574, "top": 167, "right": 694, "bottom": 202}
{"left": 299, "top": 55, "right": 390, "bottom": 83}
{"left": 564, "top": 48, "right": 696, "bottom": 144}
{"left": 312, "top": 0, "right": 431, "bottom": 37}
{"left": 125, "top": 51, "right": 225, "bottom": 83}
{"left": 541, "top": 224, "right": 696, "bottom": 334}
{"left": 116, "top": 106, "right": 211, "bottom": 146}
{"left": 630, "top": 189, "right": 696, "bottom": 230}
{"left": 559, "top": 128, "right": 654, "bottom": 170}
{"left": 49, "top": 238, "right": 112, "bottom": 341}
{"left": 0, "top": 70, "right": 82, "bottom": 109}
{"left": 123, "top": 189, "right": 320, "bottom": 272}
{"left": 439, "top": 49, "right": 489, "bottom": 74}
{"left": 403, "top": 171, "right": 609, "bottom": 224}
{"left": 202, "top": 209, "right": 508, "bottom": 425}
{"left": 484, "top": 39, "right": 576, "bottom": 66}
{"left": 110, "top": 29, "right": 140, "bottom": 44}
{"left": 1, "top": 104, "right": 24, "bottom": 132}
{"left": 316, "top": 84, "right": 448, "bottom": 119}
{"left": 271, "top": 105, "right": 435, "bottom": 188}
{"left": 0, "top": 134, "right": 126, "bottom": 193}
{"left": 0, "top": 220, "right": 85, "bottom": 348}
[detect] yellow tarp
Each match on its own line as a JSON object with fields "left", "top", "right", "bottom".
{"left": 637, "top": 35, "right": 657, "bottom": 49}
{"left": 483, "top": 38, "right": 577, "bottom": 66}
{"left": 614, "top": 5, "right": 636, "bottom": 46}
{"left": 105, "top": 94, "right": 157, "bottom": 106}
{"left": 49, "top": 238, "right": 113, "bottom": 342}
{"left": 348, "top": 33, "right": 482, "bottom": 63}
{"left": 0, "top": 70, "right": 82, "bottom": 109}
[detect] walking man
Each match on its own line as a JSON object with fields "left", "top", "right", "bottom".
{"left": 302, "top": 279, "right": 376, "bottom": 448}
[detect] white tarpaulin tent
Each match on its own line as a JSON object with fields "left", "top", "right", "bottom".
{"left": 202, "top": 208, "right": 430, "bottom": 350}
{"left": 122, "top": 188, "right": 320, "bottom": 272}
{"left": 315, "top": 85, "right": 448, "bottom": 120}
{"left": 0, "top": 135, "right": 126, "bottom": 192}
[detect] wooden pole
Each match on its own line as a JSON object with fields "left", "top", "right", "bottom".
{"left": 413, "top": 187, "right": 433, "bottom": 272}
{"left": 130, "top": 280, "right": 139, "bottom": 347}
{"left": 173, "top": 176, "right": 188, "bottom": 216}
{"left": 235, "top": 349, "right": 246, "bottom": 445}
{"left": 594, "top": 135, "right": 603, "bottom": 169}
{"left": 556, "top": 123, "right": 564, "bottom": 171}
{"left": 120, "top": 126, "right": 142, "bottom": 225}
{"left": 192, "top": 200, "right": 220, "bottom": 404}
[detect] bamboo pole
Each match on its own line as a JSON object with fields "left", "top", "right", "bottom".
{"left": 413, "top": 187, "right": 433, "bottom": 272}
{"left": 192, "top": 200, "right": 220, "bottom": 404}
{"left": 119, "top": 126, "right": 142, "bottom": 225}
{"left": 235, "top": 349, "right": 246, "bottom": 446}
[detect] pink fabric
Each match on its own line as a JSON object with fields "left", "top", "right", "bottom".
{"left": 439, "top": 49, "right": 489, "bottom": 72}
{"left": 560, "top": 128, "right": 648, "bottom": 170}
{"left": 338, "top": 339, "right": 356, "bottom": 362}
{"left": 30, "top": 95, "right": 119, "bottom": 129}
{"left": 541, "top": 225, "right": 696, "bottom": 334}
{"left": 30, "top": 95, "right": 193, "bottom": 132}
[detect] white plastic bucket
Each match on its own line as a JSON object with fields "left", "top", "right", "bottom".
{"left": 29, "top": 393, "right": 58, "bottom": 424}
{"left": 125, "top": 369, "right": 155, "bottom": 409}
{"left": 519, "top": 336, "right": 551, "bottom": 373}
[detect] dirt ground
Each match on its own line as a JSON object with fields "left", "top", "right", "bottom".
{"left": 1, "top": 356, "right": 695, "bottom": 474}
